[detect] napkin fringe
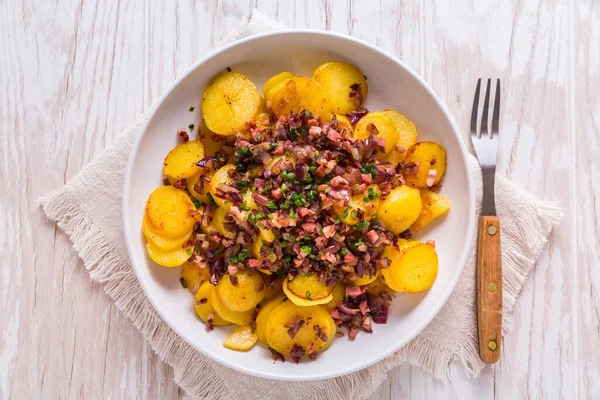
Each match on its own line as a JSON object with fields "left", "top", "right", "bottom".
{"left": 39, "top": 189, "right": 235, "bottom": 400}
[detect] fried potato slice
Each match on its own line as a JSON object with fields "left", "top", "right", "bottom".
{"left": 142, "top": 216, "right": 190, "bottom": 251}
{"left": 256, "top": 295, "right": 286, "bottom": 344}
{"left": 195, "top": 282, "right": 230, "bottom": 326}
{"left": 196, "top": 121, "right": 232, "bottom": 157}
{"left": 180, "top": 261, "right": 211, "bottom": 294}
{"left": 216, "top": 271, "right": 265, "bottom": 312}
{"left": 212, "top": 206, "right": 235, "bottom": 240}
{"left": 209, "top": 164, "right": 236, "bottom": 208}
{"left": 146, "top": 242, "right": 192, "bottom": 268}
{"left": 163, "top": 140, "right": 205, "bottom": 180}
{"left": 145, "top": 186, "right": 195, "bottom": 238}
{"left": 380, "top": 110, "right": 418, "bottom": 165}
{"left": 381, "top": 240, "right": 438, "bottom": 293}
{"left": 223, "top": 325, "right": 258, "bottom": 351}
{"left": 286, "top": 273, "right": 333, "bottom": 300}
{"left": 211, "top": 288, "right": 254, "bottom": 325}
{"left": 187, "top": 169, "right": 212, "bottom": 204}
{"left": 282, "top": 280, "right": 333, "bottom": 306}
{"left": 353, "top": 270, "right": 380, "bottom": 286}
{"left": 376, "top": 185, "right": 422, "bottom": 235}
{"left": 323, "top": 282, "right": 346, "bottom": 311}
{"left": 312, "top": 62, "right": 368, "bottom": 114}
{"left": 410, "top": 189, "right": 451, "bottom": 231}
{"left": 402, "top": 142, "right": 447, "bottom": 188}
{"left": 262, "top": 71, "right": 294, "bottom": 97}
{"left": 202, "top": 71, "right": 262, "bottom": 135}
{"left": 270, "top": 76, "right": 330, "bottom": 119}
{"left": 353, "top": 112, "right": 399, "bottom": 157}
{"left": 265, "top": 301, "right": 335, "bottom": 356}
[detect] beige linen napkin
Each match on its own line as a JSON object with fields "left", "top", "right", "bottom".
{"left": 40, "top": 10, "right": 563, "bottom": 400}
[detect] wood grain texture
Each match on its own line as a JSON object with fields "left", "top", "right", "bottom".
{"left": 0, "top": 0, "right": 597, "bottom": 399}
{"left": 476, "top": 217, "right": 502, "bottom": 364}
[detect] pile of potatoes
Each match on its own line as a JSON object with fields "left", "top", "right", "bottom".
{"left": 142, "top": 61, "right": 453, "bottom": 355}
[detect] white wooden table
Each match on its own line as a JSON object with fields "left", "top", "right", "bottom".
{"left": 1, "top": 1, "right": 598, "bottom": 399}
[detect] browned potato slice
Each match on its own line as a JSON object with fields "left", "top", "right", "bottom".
{"left": 195, "top": 282, "right": 230, "bottom": 326}
{"left": 142, "top": 216, "right": 190, "bottom": 251}
{"left": 209, "top": 164, "right": 236, "bottom": 208}
{"left": 411, "top": 189, "right": 451, "bottom": 231}
{"left": 256, "top": 295, "right": 286, "bottom": 344}
{"left": 287, "top": 273, "right": 333, "bottom": 300}
{"left": 324, "top": 282, "right": 346, "bottom": 311}
{"left": 402, "top": 142, "right": 447, "bottom": 188}
{"left": 312, "top": 62, "right": 368, "bottom": 114}
{"left": 353, "top": 270, "right": 380, "bottom": 286}
{"left": 146, "top": 242, "right": 192, "bottom": 268}
{"left": 163, "top": 140, "right": 205, "bottom": 180}
{"left": 187, "top": 169, "right": 212, "bottom": 204}
{"left": 223, "top": 325, "right": 258, "bottom": 351}
{"left": 262, "top": 71, "right": 294, "bottom": 96}
{"left": 216, "top": 271, "right": 265, "bottom": 312}
{"left": 376, "top": 185, "right": 422, "bottom": 234}
{"left": 180, "top": 261, "right": 211, "bottom": 294}
{"left": 202, "top": 71, "right": 262, "bottom": 135}
{"left": 270, "top": 76, "right": 330, "bottom": 119}
{"left": 353, "top": 112, "right": 399, "bottom": 157}
{"left": 335, "top": 114, "right": 353, "bottom": 134}
{"left": 196, "top": 121, "right": 231, "bottom": 157}
{"left": 145, "top": 186, "right": 195, "bottom": 238}
{"left": 212, "top": 206, "right": 235, "bottom": 239}
{"left": 380, "top": 110, "right": 418, "bottom": 165}
{"left": 366, "top": 277, "right": 395, "bottom": 297}
{"left": 265, "top": 301, "right": 336, "bottom": 356}
{"left": 211, "top": 288, "right": 254, "bottom": 325}
{"left": 381, "top": 240, "right": 438, "bottom": 293}
{"left": 282, "top": 280, "right": 333, "bottom": 306}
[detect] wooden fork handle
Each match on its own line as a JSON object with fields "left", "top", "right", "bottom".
{"left": 477, "top": 216, "right": 502, "bottom": 364}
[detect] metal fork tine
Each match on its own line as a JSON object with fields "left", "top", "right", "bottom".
{"left": 480, "top": 79, "right": 491, "bottom": 139}
{"left": 492, "top": 79, "right": 500, "bottom": 136}
{"left": 470, "top": 78, "right": 481, "bottom": 137}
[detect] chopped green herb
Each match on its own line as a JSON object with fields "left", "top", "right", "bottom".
{"left": 290, "top": 126, "right": 297, "bottom": 140}
{"left": 299, "top": 125, "right": 308, "bottom": 136}
{"left": 267, "top": 213, "right": 275, "bottom": 220}
{"left": 350, "top": 211, "right": 357, "bottom": 219}
{"left": 215, "top": 247, "right": 224, "bottom": 255}
{"left": 289, "top": 210, "right": 297, "bottom": 219}
{"left": 314, "top": 150, "right": 319, "bottom": 158}
{"left": 269, "top": 142, "right": 278, "bottom": 149}
{"left": 189, "top": 124, "right": 195, "bottom": 131}
{"left": 189, "top": 106, "right": 195, "bottom": 112}
{"left": 189, "top": 196, "right": 201, "bottom": 209}
{"left": 237, "top": 181, "right": 248, "bottom": 188}
{"left": 206, "top": 193, "right": 217, "bottom": 205}
{"left": 305, "top": 110, "right": 313, "bottom": 118}
{"left": 280, "top": 241, "right": 289, "bottom": 247}
{"left": 186, "top": 248, "right": 192, "bottom": 256}
{"left": 356, "top": 221, "right": 370, "bottom": 229}
{"left": 266, "top": 203, "right": 278, "bottom": 211}
{"left": 339, "top": 248, "right": 349, "bottom": 256}
{"left": 301, "top": 245, "right": 312, "bottom": 256}
{"left": 237, "top": 147, "right": 252, "bottom": 156}
{"left": 226, "top": 67, "right": 232, "bottom": 72}
{"left": 305, "top": 291, "right": 312, "bottom": 300}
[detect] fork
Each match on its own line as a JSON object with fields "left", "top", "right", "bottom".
{"left": 470, "top": 78, "right": 502, "bottom": 364}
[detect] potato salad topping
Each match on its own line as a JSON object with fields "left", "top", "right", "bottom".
{"left": 142, "top": 62, "right": 451, "bottom": 362}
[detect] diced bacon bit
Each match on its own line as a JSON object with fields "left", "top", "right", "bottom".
{"left": 229, "top": 274, "right": 239, "bottom": 287}
{"left": 430, "top": 157, "right": 437, "bottom": 165}
{"left": 302, "top": 223, "right": 316, "bottom": 233}
{"left": 248, "top": 258, "right": 261, "bottom": 268}
{"left": 289, "top": 344, "right": 306, "bottom": 359}
{"left": 348, "top": 326, "right": 359, "bottom": 340}
{"left": 172, "top": 180, "right": 186, "bottom": 190}
{"left": 361, "top": 173, "right": 372, "bottom": 184}
{"left": 307, "top": 118, "right": 319, "bottom": 127}
{"left": 330, "top": 176, "right": 350, "bottom": 189}
{"left": 206, "top": 313, "right": 215, "bottom": 331}
{"left": 366, "top": 230, "right": 379, "bottom": 243}
{"left": 327, "top": 129, "right": 341, "bottom": 142}
{"left": 271, "top": 187, "right": 282, "bottom": 199}
{"left": 320, "top": 252, "right": 336, "bottom": 263}
{"left": 426, "top": 169, "right": 438, "bottom": 187}
{"left": 323, "top": 224, "right": 336, "bottom": 238}
{"left": 330, "top": 309, "right": 341, "bottom": 319}
{"left": 196, "top": 297, "right": 208, "bottom": 305}
{"left": 345, "top": 285, "right": 366, "bottom": 298}
{"left": 177, "top": 128, "right": 189, "bottom": 142}
{"left": 309, "top": 126, "right": 322, "bottom": 135}
{"left": 162, "top": 178, "right": 171, "bottom": 186}
{"left": 285, "top": 317, "right": 305, "bottom": 339}
{"left": 227, "top": 264, "right": 238, "bottom": 276}
{"left": 335, "top": 331, "right": 344, "bottom": 338}
{"left": 294, "top": 257, "right": 304, "bottom": 267}
{"left": 359, "top": 300, "right": 370, "bottom": 315}
{"left": 362, "top": 315, "right": 372, "bottom": 331}
{"left": 344, "top": 253, "right": 356, "bottom": 263}
{"left": 426, "top": 240, "right": 436, "bottom": 249}
{"left": 272, "top": 144, "right": 285, "bottom": 154}
{"left": 298, "top": 207, "right": 311, "bottom": 217}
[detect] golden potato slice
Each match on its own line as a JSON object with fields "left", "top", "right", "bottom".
{"left": 366, "top": 277, "right": 395, "bottom": 297}
{"left": 411, "top": 189, "right": 451, "bottom": 231}
{"left": 265, "top": 78, "right": 291, "bottom": 107}
{"left": 253, "top": 112, "right": 271, "bottom": 128}
{"left": 187, "top": 169, "right": 212, "bottom": 204}
{"left": 402, "top": 142, "right": 447, "bottom": 188}
{"left": 163, "top": 140, "right": 205, "bottom": 180}
{"left": 202, "top": 71, "right": 262, "bottom": 135}
{"left": 145, "top": 186, "right": 195, "bottom": 238}
{"left": 380, "top": 110, "right": 418, "bottom": 165}
{"left": 196, "top": 121, "right": 231, "bottom": 157}
{"left": 211, "top": 288, "right": 254, "bottom": 325}
{"left": 376, "top": 185, "right": 422, "bottom": 234}
{"left": 223, "top": 325, "right": 258, "bottom": 351}
{"left": 353, "top": 112, "right": 399, "bottom": 156}
{"left": 287, "top": 274, "right": 333, "bottom": 300}
{"left": 180, "top": 261, "right": 211, "bottom": 294}
{"left": 256, "top": 295, "right": 286, "bottom": 344}
{"left": 381, "top": 240, "right": 438, "bottom": 293}
{"left": 353, "top": 270, "right": 380, "bottom": 286}
{"left": 282, "top": 280, "right": 333, "bottom": 306}
{"left": 270, "top": 76, "right": 330, "bottom": 119}
{"left": 209, "top": 164, "right": 236, "bottom": 208}
{"left": 263, "top": 71, "right": 294, "bottom": 96}
{"left": 217, "top": 271, "right": 265, "bottom": 312}
{"left": 142, "top": 216, "right": 190, "bottom": 251}
{"left": 335, "top": 114, "right": 353, "bottom": 134}
{"left": 312, "top": 62, "right": 368, "bottom": 114}
{"left": 146, "top": 242, "right": 192, "bottom": 267}
{"left": 265, "top": 301, "right": 335, "bottom": 356}
{"left": 333, "top": 186, "right": 380, "bottom": 226}
{"left": 195, "top": 282, "right": 230, "bottom": 326}
{"left": 324, "top": 282, "right": 346, "bottom": 311}
{"left": 212, "top": 206, "right": 235, "bottom": 239}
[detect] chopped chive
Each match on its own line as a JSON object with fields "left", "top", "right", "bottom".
{"left": 189, "top": 106, "right": 195, "bottom": 112}
{"left": 189, "top": 124, "right": 195, "bottom": 131}
{"left": 226, "top": 67, "right": 232, "bottom": 72}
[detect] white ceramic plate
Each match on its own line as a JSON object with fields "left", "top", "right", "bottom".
{"left": 123, "top": 31, "right": 475, "bottom": 381}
